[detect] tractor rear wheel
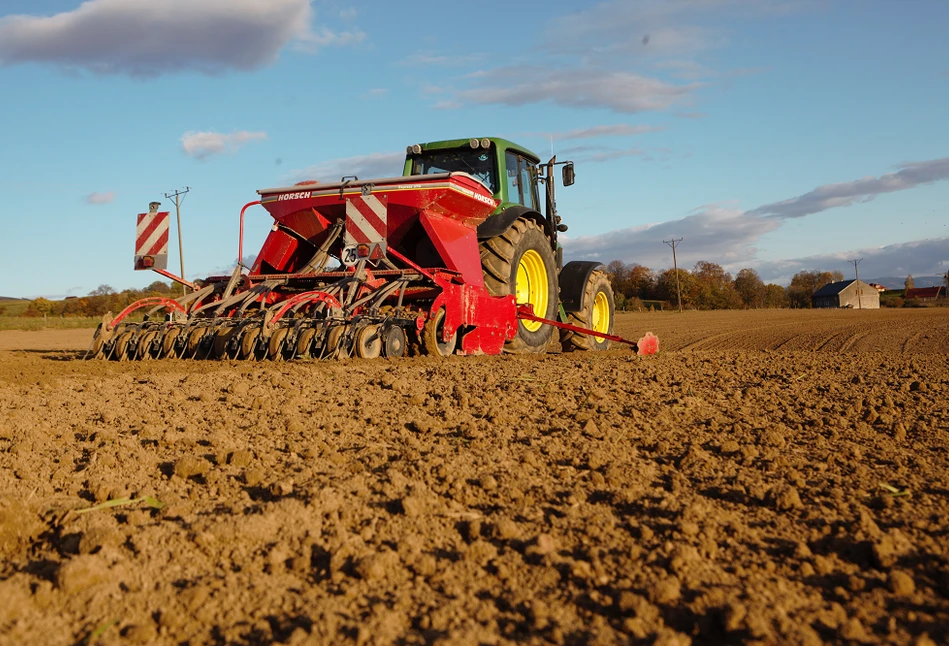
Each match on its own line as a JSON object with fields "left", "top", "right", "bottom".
{"left": 479, "top": 218, "right": 557, "bottom": 353}
{"left": 560, "top": 269, "right": 615, "bottom": 352}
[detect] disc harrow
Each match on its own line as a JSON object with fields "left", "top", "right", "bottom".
{"left": 87, "top": 261, "right": 430, "bottom": 362}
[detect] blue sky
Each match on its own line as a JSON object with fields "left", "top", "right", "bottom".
{"left": 1, "top": 0, "right": 947, "bottom": 298}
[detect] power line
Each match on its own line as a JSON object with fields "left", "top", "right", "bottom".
{"left": 164, "top": 187, "right": 191, "bottom": 295}
{"left": 849, "top": 258, "right": 862, "bottom": 309}
{"left": 663, "top": 238, "right": 683, "bottom": 313}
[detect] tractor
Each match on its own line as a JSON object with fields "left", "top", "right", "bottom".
{"left": 88, "top": 137, "right": 657, "bottom": 360}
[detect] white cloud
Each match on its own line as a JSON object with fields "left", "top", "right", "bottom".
{"left": 399, "top": 53, "right": 486, "bottom": 67}
{"left": 181, "top": 130, "right": 267, "bottom": 160}
{"left": 556, "top": 124, "right": 664, "bottom": 140}
{"left": 563, "top": 156, "right": 949, "bottom": 280}
{"left": 544, "top": 0, "right": 810, "bottom": 62}
{"left": 287, "top": 152, "right": 405, "bottom": 184}
{"left": 426, "top": 1, "right": 801, "bottom": 117}
{"left": 747, "top": 238, "right": 949, "bottom": 285}
{"left": 749, "top": 157, "right": 949, "bottom": 219}
{"left": 84, "top": 191, "right": 115, "bottom": 205}
{"left": 544, "top": 1, "right": 725, "bottom": 61}
{"left": 295, "top": 26, "right": 365, "bottom": 53}
{"left": 452, "top": 66, "right": 699, "bottom": 114}
{"left": 563, "top": 204, "right": 780, "bottom": 267}
{"left": 585, "top": 147, "right": 647, "bottom": 163}
{"left": 0, "top": 0, "right": 359, "bottom": 76}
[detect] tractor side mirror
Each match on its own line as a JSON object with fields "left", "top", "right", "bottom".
{"left": 562, "top": 162, "right": 575, "bottom": 187}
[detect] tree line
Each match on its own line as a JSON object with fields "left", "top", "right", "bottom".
{"left": 605, "top": 260, "right": 846, "bottom": 310}
{"left": 16, "top": 263, "right": 924, "bottom": 317}
{"left": 21, "top": 282, "right": 176, "bottom": 318}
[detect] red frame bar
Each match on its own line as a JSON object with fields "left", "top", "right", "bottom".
{"left": 268, "top": 291, "right": 343, "bottom": 326}
{"left": 152, "top": 268, "right": 197, "bottom": 291}
{"left": 107, "top": 297, "right": 189, "bottom": 331}
{"left": 238, "top": 200, "right": 262, "bottom": 267}
{"left": 387, "top": 247, "right": 436, "bottom": 281}
{"left": 516, "top": 304, "right": 639, "bottom": 349}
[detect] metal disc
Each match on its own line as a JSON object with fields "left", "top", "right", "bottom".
{"left": 383, "top": 326, "right": 407, "bottom": 358}
{"left": 88, "top": 334, "right": 105, "bottom": 359}
{"left": 185, "top": 327, "right": 205, "bottom": 358}
{"left": 268, "top": 327, "right": 289, "bottom": 359}
{"left": 296, "top": 328, "right": 316, "bottom": 357}
{"left": 161, "top": 327, "right": 183, "bottom": 358}
{"left": 112, "top": 330, "right": 133, "bottom": 361}
{"left": 136, "top": 330, "right": 158, "bottom": 360}
{"left": 355, "top": 325, "right": 382, "bottom": 359}
{"left": 212, "top": 327, "right": 233, "bottom": 359}
{"left": 240, "top": 328, "right": 261, "bottom": 359}
{"left": 421, "top": 309, "right": 457, "bottom": 357}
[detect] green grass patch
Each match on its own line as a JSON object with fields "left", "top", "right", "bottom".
{"left": 0, "top": 316, "right": 103, "bottom": 331}
{"left": 0, "top": 300, "right": 30, "bottom": 317}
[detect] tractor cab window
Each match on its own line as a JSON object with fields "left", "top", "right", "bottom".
{"left": 412, "top": 149, "right": 498, "bottom": 193}
{"left": 504, "top": 151, "right": 538, "bottom": 210}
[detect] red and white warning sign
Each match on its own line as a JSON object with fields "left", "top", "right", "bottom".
{"left": 134, "top": 210, "right": 170, "bottom": 271}
{"left": 342, "top": 194, "right": 387, "bottom": 266}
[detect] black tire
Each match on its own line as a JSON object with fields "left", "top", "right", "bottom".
{"left": 560, "top": 269, "right": 615, "bottom": 352}
{"left": 421, "top": 308, "right": 457, "bottom": 357}
{"left": 479, "top": 218, "right": 557, "bottom": 353}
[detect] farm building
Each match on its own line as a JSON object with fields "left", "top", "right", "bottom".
{"left": 905, "top": 286, "right": 946, "bottom": 301}
{"left": 812, "top": 280, "right": 880, "bottom": 309}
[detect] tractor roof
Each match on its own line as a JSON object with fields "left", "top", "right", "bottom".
{"left": 414, "top": 137, "right": 541, "bottom": 164}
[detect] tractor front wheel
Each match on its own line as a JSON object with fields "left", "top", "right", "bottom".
{"left": 560, "top": 269, "right": 615, "bottom": 352}
{"left": 480, "top": 218, "right": 557, "bottom": 353}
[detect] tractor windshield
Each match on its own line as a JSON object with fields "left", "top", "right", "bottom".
{"left": 411, "top": 148, "right": 498, "bottom": 194}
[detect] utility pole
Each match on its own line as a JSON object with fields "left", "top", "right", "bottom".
{"left": 664, "top": 238, "right": 683, "bottom": 313}
{"left": 164, "top": 187, "right": 191, "bottom": 295}
{"left": 848, "top": 258, "right": 862, "bottom": 309}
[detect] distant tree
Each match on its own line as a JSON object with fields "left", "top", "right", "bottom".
{"left": 734, "top": 268, "right": 766, "bottom": 308}
{"left": 605, "top": 261, "right": 631, "bottom": 297}
{"left": 822, "top": 270, "right": 845, "bottom": 285}
{"left": 905, "top": 275, "right": 915, "bottom": 290}
{"left": 627, "top": 264, "right": 655, "bottom": 300}
{"left": 656, "top": 268, "right": 696, "bottom": 308}
{"left": 605, "top": 261, "right": 656, "bottom": 301}
{"left": 787, "top": 270, "right": 841, "bottom": 308}
{"left": 145, "top": 280, "right": 172, "bottom": 294}
{"left": 29, "top": 297, "right": 53, "bottom": 316}
{"left": 89, "top": 284, "right": 116, "bottom": 296}
{"left": 763, "top": 284, "right": 789, "bottom": 308}
{"left": 689, "top": 261, "right": 741, "bottom": 309}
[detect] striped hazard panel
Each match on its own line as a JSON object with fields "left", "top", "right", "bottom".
{"left": 134, "top": 211, "right": 170, "bottom": 271}
{"left": 343, "top": 194, "right": 387, "bottom": 265}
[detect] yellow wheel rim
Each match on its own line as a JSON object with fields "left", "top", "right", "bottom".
{"left": 592, "top": 291, "right": 611, "bottom": 334}
{"left": 515, "top": 249, "right": 548, "bottom": 333}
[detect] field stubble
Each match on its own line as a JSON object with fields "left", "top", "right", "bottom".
{"left": 0, "top": 309, "right": 947, "bottom": 645}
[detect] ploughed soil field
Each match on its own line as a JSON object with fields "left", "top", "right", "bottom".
{"left": 1, "top": 309, "right": 948, "bottom": 645}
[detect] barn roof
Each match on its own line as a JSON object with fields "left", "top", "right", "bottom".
{"left": 906, "top": 286, "right": 946, "bottom": 299}
{"left": 812, "top": 280, "right": 856, "bottom": 297}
